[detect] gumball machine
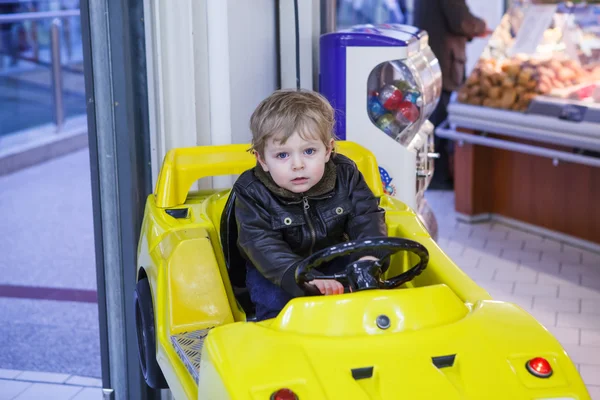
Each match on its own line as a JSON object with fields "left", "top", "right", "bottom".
{"left": 319, "top": 24, "right": 442, "bottom": 239}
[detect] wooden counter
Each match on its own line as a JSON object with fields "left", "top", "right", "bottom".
{"left": 453, "top": 128, "right": 600, "bottom": 245}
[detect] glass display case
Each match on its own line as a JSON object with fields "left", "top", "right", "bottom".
{"left": 438, "top": 1, "right": 600, "bottom": 250}
{"left": 457, "top": 1, "right": 600, "bottom": 114}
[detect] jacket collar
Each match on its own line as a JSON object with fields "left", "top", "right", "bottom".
{"left": 253, "top": 157, "right": 337, "bottom": 201}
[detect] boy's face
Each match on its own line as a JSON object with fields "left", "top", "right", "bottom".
{"left": 257, "top": 132, "right": 334, "bottom": 193}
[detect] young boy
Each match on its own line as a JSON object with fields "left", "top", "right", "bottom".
{"left": 233, "top": 89, "right": 387, "bottom": 321}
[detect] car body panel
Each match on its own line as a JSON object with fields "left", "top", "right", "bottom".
{"left": 137, "top": 142, "right": 590, "bottom": 400}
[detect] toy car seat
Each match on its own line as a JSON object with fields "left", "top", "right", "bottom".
{"left": 219, "top": 190, "right": 256, "bottom": 320}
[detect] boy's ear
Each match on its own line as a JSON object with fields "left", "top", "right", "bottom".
{"left": 255, "top": 151, "right": 269, "bottom": 172}
{"left": 324, "top": 139, "right": 335, "bottom": 162}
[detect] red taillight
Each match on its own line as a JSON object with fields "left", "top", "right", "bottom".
{"left": 270, "top": 388, "right": 298, "bottom": 400}
{"left": 526, "top": 357, "right": 553, "bottom": 378}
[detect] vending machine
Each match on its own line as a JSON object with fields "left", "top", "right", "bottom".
{"left": 320, "top": 24, "right": 442, "bottom": 239}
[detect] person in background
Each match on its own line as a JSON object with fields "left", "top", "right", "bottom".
{"left": 413, "top": 0, "right": 490, "bottom": 190}
{"left": 0, "top": 1, "right": 20, "bottom": 68}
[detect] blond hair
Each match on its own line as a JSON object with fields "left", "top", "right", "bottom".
{"left": 249, "top": 89, "right": 336, "bottom": 156}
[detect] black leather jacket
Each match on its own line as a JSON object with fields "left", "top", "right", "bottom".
{"left": 234, "top": 153, "right": 387, "bottom": 296}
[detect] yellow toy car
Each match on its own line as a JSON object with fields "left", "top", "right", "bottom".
{"left": 134, "top": 142, "right": 590, "bottom": 400}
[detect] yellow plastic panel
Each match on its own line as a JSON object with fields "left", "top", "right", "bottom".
{"left": 335, "top": 141, "right": 383, "bottom": 197}
{"left": 271, "top": 285, "right": 468, "bottom": 336}
{"left": 154, "top": 142, "right": 382, "bottom": 208}
{"left": 165, "top": 233, "right": 234, "bottom": 334}
{"left": 202, "top": 300, "right": 589, "bottom": 400}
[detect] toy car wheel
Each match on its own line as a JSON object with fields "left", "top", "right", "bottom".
{"left": 134, "top": 278, "right": 168, "bottom": 389}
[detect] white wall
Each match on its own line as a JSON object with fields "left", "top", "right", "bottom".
{"left": 145, "top": 0, "right": 278, "bottom": 187}
{"left": 227, "top": 0, "right": 278, "bottom": 144}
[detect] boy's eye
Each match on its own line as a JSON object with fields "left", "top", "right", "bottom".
{"left": 304, "top": 148, "right": 316, "bottom": 155}
{"left": 275, "top": 152, "right": 289, "bottom": 159}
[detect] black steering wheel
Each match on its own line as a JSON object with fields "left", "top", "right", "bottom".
{"left": 295, "top": 237, "right": 429, "bottom": 293}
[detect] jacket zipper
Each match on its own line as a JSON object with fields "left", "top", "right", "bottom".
{"left": 302, "top": 196, "right": 316, "bottom": 255}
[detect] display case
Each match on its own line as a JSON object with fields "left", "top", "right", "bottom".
{"left": 437, "top": 1, "right": 600, "bottom": 250}
{"left": 457, "top": 1, "right": 600, "bottom": 114}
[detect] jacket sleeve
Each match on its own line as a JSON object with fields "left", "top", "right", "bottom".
{"left": 234, "top": 187, "right": 306, "bottom": 297}
{"left": 345, "top": 165, "right": 388, "bottom": 260}
{"left": 440, "top": 0, "right": 486, "bottom": 39}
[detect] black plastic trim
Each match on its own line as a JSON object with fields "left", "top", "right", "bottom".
{"left": 165, "top": 208, "right": 189, "bottom": 219}
{"left": 351, "top": 366, "right": 374, "bottom": 380}
{"left": 432, "top": 354, "right": 456, "bottom": 369}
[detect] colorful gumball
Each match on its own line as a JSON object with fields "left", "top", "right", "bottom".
{"left": 376, "top": 113, "right": 401, "bottom": 137}
{"left": 403, "top": 90, "right": 421, "bottom": 104}
{"left": 394, "top": 110, "right": 411, "bottom": 125}
{"left": 396, "top": 101, "right": 420, "bottom": 123}
{"left": 368, "top": 96, "right": 386, "bottom": 120}
{"left": 377, "top": 84, "right": 404, "bottom": 110}
{"left": 392, "top": 79, "right": 413, "bottom": 92}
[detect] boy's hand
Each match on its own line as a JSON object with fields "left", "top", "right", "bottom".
{"left": 311, "top": 279, "right": 344, "bottom": 295}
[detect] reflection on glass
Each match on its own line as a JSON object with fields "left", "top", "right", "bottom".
{"left": 336, "top": 0, "right": 411, "bottom": 29}
{"left": 367, "top": 60, "right": 423, "bottom": 146}
{"left": 458, "top": 1, "right": 600, "bottom": 111}
{"left": 1, "top": 3, "right": 85, "bottom": 137}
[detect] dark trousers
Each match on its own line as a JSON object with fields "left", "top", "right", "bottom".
{"left": 246, "top": 256, "right": 355, "bottom": 321}
{"left": 429, "top": 90, "right": 453, "bottom": 189}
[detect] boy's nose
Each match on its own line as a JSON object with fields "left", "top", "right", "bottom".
{"left": 291, "top": 156, "right": 304, "bottom": 170}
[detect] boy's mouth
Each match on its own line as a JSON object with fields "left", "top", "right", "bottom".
{"left": 291, "top": 177, "right": 308, "bottom": 184}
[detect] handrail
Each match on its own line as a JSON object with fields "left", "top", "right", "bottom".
{"left": 436, "top": 120, "right": 600, "bottom": 169}
{"left": 0, "top": 10, "right": 80, "bottom": 24}
{"left": 0, "top": 10, "right": 76, "bottom": 132}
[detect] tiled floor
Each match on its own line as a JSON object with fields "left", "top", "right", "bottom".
{"left": 0, "top": 369, "right": 102, "bottom": 400}
{"left": 426, "top": 190, "right": 600, "bottom": 399}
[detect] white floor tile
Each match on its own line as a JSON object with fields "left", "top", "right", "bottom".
{"left": 547, "top": 326, "right": 580, "bottom": 345}
{"left": 463, "top": 247, "right": 502, "bottom": 260}
{"left": 558, "top": 313, "right": 600, "bottom": 330}
{"left": 0, "top": 380, "right": 31, "bottom": 400}
{"left": 537, "top": 271, "right": 581, "bottom": 286}
{"left": 562, "top": 344, "right": 600, "bottom": 366}
{"left": 438, "top": 240, "right": 465, "bottom": 258}
{"left": 526, "top": 309, "right": 557, "bottom": 328}
{"left": 71, "top": 387, "right": 103, "bottom": 400}
{"left": 501, "top": 249, "right": 542, "bottom": 263}
{"left": 494, "top": 268, "right": 538, "bottom": 283}
{"left": 478, "top": 256, "right": 519, "bottom": 273}
{"left": 582, "top": 300, "right": 600, "bottom": 315}
{"left": 533, "top": 297, "right": 580, "bottom": 313}
{"left": 500, "top": 294, "right": 534, "bottom": 308}
{"left": 581, "top": 365, "right": 600, "bottom": 386}
{"left": 479, "top": 281, "right": 514, "bottom": 298}
{"left": 559, "top": 284, "right": 600, "bottom": 300}
{"left": 16, "top": 371, "right": 70, "bottom": 384}
{"left": 521, "top": 260, "right": 561, "bottom": 274}
{"left": 448, "top": 255, "right": 480, "bottom": 269}
{"left": 484, "top": 239, "right": 523, "bottom": 251}
{"left": 542, "top": 250, "right": 582, "bottom": 264}
{"left": 460, "top": 266, "right": 495, "bottom": 282}
{"left": 562, "top": 264, "right": 600, "bottom": 279}
{"left": 586, "top": 385, "right": 600, "bottom": 400}
{"left": 523, "top": 239, "right": 562, "bottom": 252}
{"left": 514, "top": 282, "right": 558, "bottom": 297}
{"left": 473, "top": 229, "right": 510, "bottom": 242}
{"left": 13, "top": 383, "right": 81, "bottom": 400}
{"left": 505, "top": 230, "right": 544, "bottom": 242}
{"left": 581, "top": 330, "right": 600, "bottom": 347}
{"left": 0, "top": 369, "right": 22, "bottom": 379}
{"left": 64, "top": 376, "right": 102, "bottom": 388}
